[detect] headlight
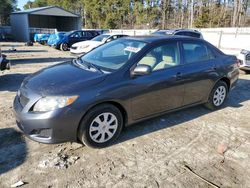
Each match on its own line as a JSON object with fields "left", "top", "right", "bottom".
{"left": 33, "top": 96, "right": 78, "bottom": 112}
{"left": 240, "top": 49, "right": 250, "bottom": 55}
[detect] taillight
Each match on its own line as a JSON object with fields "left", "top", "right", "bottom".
{"left": 236, "top": 59, "right": 241, "bottom": 68}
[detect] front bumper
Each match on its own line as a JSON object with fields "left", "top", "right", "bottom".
{"left": 238, "top": 53, "right": 250, "bottom": 70}
{"left": 239, "top": 66, "right": 250, "bottom": 71}
{"left": 70, "top": 48, "right": 86, "bottom": 55}
{"left": 13, "top": 95, "right": 82, "bottom": 144}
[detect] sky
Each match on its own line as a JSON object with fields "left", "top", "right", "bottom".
{"left": 17, "top": 0, "right": 33, "bottom": 10}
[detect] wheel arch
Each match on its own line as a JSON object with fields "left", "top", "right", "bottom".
{"left": 205, "top": 76, "right": 231, "bottom": 102}
{"left": 219, "top": 77, "right": 230, "bottom": 91}
{"left": 76, "top": 101, "right": 128, "bottom": 139}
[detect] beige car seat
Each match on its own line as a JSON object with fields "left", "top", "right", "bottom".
{"left": 137, "top": 55, "right": 157, "bottom": 68}
{"left": 154, "top": 47, "right": 177, "bottom": 71}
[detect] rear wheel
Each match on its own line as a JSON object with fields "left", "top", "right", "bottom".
{"left": 205, "top": 81, "right": 228, "bottom": 110}
{"left": 78, "top": 104, "right": 123, "bottom": 148}
{"left": 60, "top": 43, "right": 68, "bottom": 51}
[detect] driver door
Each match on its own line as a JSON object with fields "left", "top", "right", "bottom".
{"left": 130, "top": 42, "right": 185, "bottom": 120}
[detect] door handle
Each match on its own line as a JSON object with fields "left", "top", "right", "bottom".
{"left": 211, "top": 65, "right": 217, "bottom": 70}
{"left": 175, "top": 72, "right": 182, "bottom": 80}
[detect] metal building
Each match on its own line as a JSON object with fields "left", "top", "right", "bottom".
{"left": 10, "top": 6, "right": 81, "bottom": 42}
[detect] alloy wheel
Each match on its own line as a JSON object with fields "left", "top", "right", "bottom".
{"left": 213, "top": 86, "right": 226, "bottom": 106}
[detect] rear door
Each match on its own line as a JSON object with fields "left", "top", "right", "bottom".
{"left": 179, "top": 41, "right": 219, "bottom": 106}
{"left": 84, "top": 31, "right": 95, "bottom": 40}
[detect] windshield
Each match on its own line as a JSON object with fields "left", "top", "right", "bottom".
{"left": 81, "top": 39, "right": 147, "bottom": 72}
{"left": 92, "top": 34, "right": 110, "bottom": 42}
{"left": 65, "top": 31, "right": 74, "bottom": 36}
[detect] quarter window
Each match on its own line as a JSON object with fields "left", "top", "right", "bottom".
{"left": 182, "top": 42, "right": 215, "bottom": 63}
{"left": 137, "top": 43, "right": 180, "bottom": 72}
{"left": 86, "top": 32, "right": 93, "bottom": 37}
{"left": 175, "top": 31, "right": 201, "bottom": 38}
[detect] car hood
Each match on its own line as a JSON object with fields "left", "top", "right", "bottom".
{"left": 72, "top": 40, "right": 103, "bottom": 48}
{"left": 21, "top": 61, "right": 107, "bottom": 96}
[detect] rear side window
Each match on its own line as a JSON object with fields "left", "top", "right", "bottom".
{"left": 175, "top": 31, "right": 201, "bottom": 38}
{"left": 86, "top": 32, "right": 93, "bottom": 37}
{"left": 182, "top": 42, "right": 216, "bottom": 63}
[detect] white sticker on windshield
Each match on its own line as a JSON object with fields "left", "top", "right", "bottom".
{"left": 124, "top": 46, "right": 141, "bottom": 53}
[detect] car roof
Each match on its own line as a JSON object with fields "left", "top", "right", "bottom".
{"left": 155, "top": 29, "right": 201, "bottom": 34}
{"left": 71, "top": 30, "right": 99, "bottom": 33}
{"left": 102, "top": 33, "right": 127, "bottom": 36}
{"left": 122, "top": 35, "right": 202, "bottom": 43}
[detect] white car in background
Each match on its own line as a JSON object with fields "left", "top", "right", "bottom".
{"left": 238, "top": 47, "right": 250, "bottom": 73}
{"left": 70, "top": 33, "right": 128, "bottom": 54}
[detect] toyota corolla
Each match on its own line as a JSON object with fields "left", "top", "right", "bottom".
{"left": 13, "top": 36, "right": 239, "bottom": 148}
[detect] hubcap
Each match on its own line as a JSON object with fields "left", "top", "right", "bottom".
{"left": 63, "top": 44, "right": 68, "bottom": 50}
{"left": 213, "top": 86, "right": 226, "bottom": 106}
{"left": 89, "top": 112, "right": 118, "bottom": 143}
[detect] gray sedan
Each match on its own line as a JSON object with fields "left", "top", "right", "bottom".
{"left": 13, "top": 36, "right": 239, "bottom": 148}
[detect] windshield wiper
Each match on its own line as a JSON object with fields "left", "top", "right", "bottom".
{"left": 77, "top": 57, "right": 103, "bottom": 74}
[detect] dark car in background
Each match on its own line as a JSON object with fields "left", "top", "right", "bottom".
{"left": 14, "top": 36, "right": 239, "bottom": 148}
{"left": 152, "top": 29, "right": 203, "bottom": 39}
{"left": 54, "top": 30, "right": 100, "bottom": 51}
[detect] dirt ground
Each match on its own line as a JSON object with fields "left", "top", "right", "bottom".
{"left": 0, "top": 42, "right": 250, "bottom": 188}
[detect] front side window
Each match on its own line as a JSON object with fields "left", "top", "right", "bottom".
{"left": 81, "top": 39, "right": 147, "bottom": 72}
{"left": 182, "top": 42, "right": 215, "bottom": 63}
{"left": 137, "top": 42, "right": 180, "bottom": 72}
{"left": 71, "top": 31, "right": 83, "bottom": 38}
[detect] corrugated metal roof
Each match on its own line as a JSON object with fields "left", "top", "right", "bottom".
{"left": 11, "top": 6, "right": 80, "bottom": 17}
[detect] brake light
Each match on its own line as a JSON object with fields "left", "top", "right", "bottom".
{"left": 236, "top": 59, "right": 241, "bottom": 68}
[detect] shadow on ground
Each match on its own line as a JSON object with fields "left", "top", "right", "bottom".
{"left": 116, "top": 78, "right": 250, "bottom": 145}
{"left": 0, "top": 44, "right": 24, "bottom": 47}
{"left": 0, "top": 73, "right": 30, "bottom": 92}
{"left": 0, "top": 128, "right": 27, "bottom": 175}
{"left": 3, "top": 50, "right": 48, "bottom": 53}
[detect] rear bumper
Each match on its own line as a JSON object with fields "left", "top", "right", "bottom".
{"left": 229, "top": 69, "right": 239, "bottom": 90}
{"left": 13, "top": 95, "right": 82, "bottom": 144}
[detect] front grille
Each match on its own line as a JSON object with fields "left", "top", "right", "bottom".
{"left": 19, "top": 93, "right": 29, "bottom": 107}
{"left": 71, "top": 46, "right": 77, "bottom": 50}
{"left": 246, "top": 54, "right": 250, "bottom": 66}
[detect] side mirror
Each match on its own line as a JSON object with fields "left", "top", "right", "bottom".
{"left": 131, "top": 64, "right": 152, "bottom": 77}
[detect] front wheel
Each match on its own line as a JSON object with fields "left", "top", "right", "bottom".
{"left": 78, "top": 104, "right": 123, "bottom": 148}
{"left": 204, "top": 81, "right": 228, "bottom": 110}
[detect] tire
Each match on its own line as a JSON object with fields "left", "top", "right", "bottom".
{"left": 204, "top": 81, "right": 228, "bottom": 110}
{"left": 60, "top": 43, "right": 68, "bottom": 51}
{"left": 244, "top": 70, "right": 250, "bottom": 74}
{"left": 78, "top": 104, "right": 123, "bottom": 148}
